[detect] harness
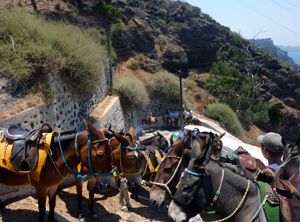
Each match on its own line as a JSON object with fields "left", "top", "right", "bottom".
{"left": 57, "top": 133, "right": 114, "bottom": 180}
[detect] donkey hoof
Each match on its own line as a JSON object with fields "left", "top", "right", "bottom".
{"left": 78, "top": 213, "right": 86, "bottom": 222}
{"left": 121, "top": 206, "right": 129, "bottom": 212}
{"left": 90, "top": 212, "right": 98, "bottom": 220}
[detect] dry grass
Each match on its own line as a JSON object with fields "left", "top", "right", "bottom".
{"left": 0, "top": 93, "right": 45, "bottom": 121}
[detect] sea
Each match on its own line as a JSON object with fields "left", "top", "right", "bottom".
{"left": 288, "top": 51, "right": 300, "bottom": 67}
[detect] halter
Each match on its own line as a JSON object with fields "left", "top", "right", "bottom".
{"left": 181, "top": 130, "right": 251, "bottom": 222}
{"left": 121, "top": 142, "right": 141, "bottom": 151}
{"left": 183, "top": 166, "right": 251, "bottom": 222}
{"left": 111, "top": 142, "right": 142, "bottom": 177}
{"left": 150, "top": 155, "right": 183, "bottom": 197}
{"left": 57, "top": 133, "right": 114, "bottom": 180}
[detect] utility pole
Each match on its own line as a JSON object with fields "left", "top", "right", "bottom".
{"left": 178, "top": 70, "right": 184, "bottom": 129}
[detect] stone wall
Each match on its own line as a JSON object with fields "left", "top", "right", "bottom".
{"left": 89, "top": 96, "right": 126, "bottom": 131}
{"left": 0, "top": 60, "right": 111, "bottom": 131}
{"left": 0, "top": 60, "right": 112, "bottom": 200}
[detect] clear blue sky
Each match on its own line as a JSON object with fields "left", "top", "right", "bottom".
{"left": 186, "top": 0, "right": 300, "bottom": 46}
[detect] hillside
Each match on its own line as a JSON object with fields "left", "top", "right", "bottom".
{"left": 107, "top": 0, "right": 300, "bottom": 141}
{"left": 0, "top": 0, "right": 300, "bottom": 141}
{"left": 248, "top": 38, "right": 299, "bottom": 69}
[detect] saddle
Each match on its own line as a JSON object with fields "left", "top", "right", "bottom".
{"left": 3, "top": 123, "right": 52, "bottom": 173}
{"left": 234, "top": 147, "right": 257, "bottom": 171}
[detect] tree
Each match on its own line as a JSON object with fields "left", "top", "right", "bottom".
{"left": 206, "top": 57, "right": 269, "bottom": 127}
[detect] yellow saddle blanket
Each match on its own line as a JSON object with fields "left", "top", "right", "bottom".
{"left": 141, "top": 149, "right": 163, "bottom": 174}
{"left": 0, "top": 132, "right": 53, "bottom": 182}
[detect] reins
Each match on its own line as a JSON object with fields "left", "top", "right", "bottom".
{"left": 57, "top": 133, "right": 113, "bottom": 180}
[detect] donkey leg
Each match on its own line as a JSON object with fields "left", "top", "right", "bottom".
{"left": 0, "top": 199, "right": 5, "bottom": 217}
{"left": 35, "top": 187, "right": 47, "bottom": 222}
{"left": 48, "top": 186, "right": 58, "bottom": 222}
{"left": 75, "top": 180, "right": 85, "bottom": 221}
{"left": 0, "top": 199, "right": 5, "bottom": 210}
{"left": 134, "top": 187, "right": 139, "bottom": 201}
{"left": 87, "top": 180, "right": 98, "bottom": 219}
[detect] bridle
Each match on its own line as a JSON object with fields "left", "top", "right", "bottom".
{"left": 57, "top": 132, "right": 114, "bottom": 180}
{"left": 181, "top": 132, "right": 252, "bottom": 222}
{"left": 150, "top": 154, "right": 184, "bottom": 197}
{"left": 150, "top": 133, "right": 190, "bottom": 197}
{"left": 111, "top": 140, "right": 142, "bottom": 177}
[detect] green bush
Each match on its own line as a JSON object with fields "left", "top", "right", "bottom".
{"left": 113, "top": 75, "right": 149, "bottom": 108}
{"left": 268, "top": 105, "right": 283, "bottom": 125}
{"left": 206, "top": 59, "right": 269, "bottom": 127}
{"left": 0, "top": 6, "right": 106, "bottom": 93}
{"left": 150, "top": 72, "right": 180, "bottom": 102}
{"left": 206, "top": 103, "right": 244, "bottom": 136}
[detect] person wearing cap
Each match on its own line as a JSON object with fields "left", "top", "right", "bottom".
{"left": 257, "top": 132, "right": 284, "bottom": 172}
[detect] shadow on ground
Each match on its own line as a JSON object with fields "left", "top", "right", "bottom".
{"left": 59, "top": 191, "right": 121, "bottom": 222}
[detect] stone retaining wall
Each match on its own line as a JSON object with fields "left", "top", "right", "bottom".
{"left": 0, "top": 60, "right": 112, "bottom": 201}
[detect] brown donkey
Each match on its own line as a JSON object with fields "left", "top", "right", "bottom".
{"left": 77, "top": 127, "right": 145, "bottom": 214}
{"left": 0, "top": 120, "right": 114, "bottom": 222}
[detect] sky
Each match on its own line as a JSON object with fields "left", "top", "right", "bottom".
{"left": 186, "top": 0, "right": 300, "bottom": 46}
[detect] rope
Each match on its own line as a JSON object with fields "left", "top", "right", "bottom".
{"left": 209, "top": 169, "right": 225, "bottom": 207}
{"left": 210, "top": 179, "right": 251, "bottom": 222}
{"left": 47, "top": 148, "right": 64, "bottom": 178}
{"left": 249, "top": 193, "right": 268, "bottom": 222}
{"left": 27, "top": 173, "right": 32, "bottom": 185}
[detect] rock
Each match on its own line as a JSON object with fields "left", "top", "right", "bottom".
{"left": 283, "top": 97, "right": 297, "bottom": 107}
{"left": 195, "top": 79, "right": 205, "bottom": 88}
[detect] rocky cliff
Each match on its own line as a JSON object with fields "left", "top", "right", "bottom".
{"left": 248, "top": 38, "right": 299, "bottom": 69}
{"left": 108, "top": 0, "right": 300, "bottom": 141}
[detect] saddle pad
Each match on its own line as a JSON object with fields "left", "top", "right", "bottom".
{"left": 0, "top": 132, "right": 53, "bottom": 182}
{"left": 141, "top": 150, "right": 155, "bottom": 174}
{"left": 154, "top": 149, "right": 163, "bottom": 163}
{"left": 150, "top": 117, "right": 156, "bottom": 124}
{"left": 30, "top": 132, "right": 53, "bottom": 182}
{"left": 257, "top": 181, "right": 280, "bottom": 222}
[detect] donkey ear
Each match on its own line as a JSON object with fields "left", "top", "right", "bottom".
{"left": 128, "top": 127, "right": 136, "bottom": 141}
{"left": 113, "top": 131, "right": 130, "bottom": 145}
{"left": 219, "top": 132, "right": 226, "bottom": 139}
{"left": 281, "top": 137, "right": 286, "bottom": 147}
{"left": 183, "top": 148, "right": 191, "bottom": 157}
{"left": 84, "top": 119, "right": 100, "bottom": 140}
{"left": 182, "top": 131, "right": 191, "bottom": 147}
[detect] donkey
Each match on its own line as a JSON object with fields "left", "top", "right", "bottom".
{"left": 0, "top": 120, "right": 114, "bottom": 222}
{"left": 168, "top": 131, "right": 280, "bottom": 222}
{"left": 76, "top": 127, "right": 144, "bottom": 214}
{"left": 139, "top": 131, "right": 169, "bottom": 153}
{"left": 150, "top": 130, "right": 225, "bottom": 209}
{"left": 71, "top": 129, "right": 116, "bottom": 221}
{"left": 273, "top": 137, "right": 300, "bottom": 221}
